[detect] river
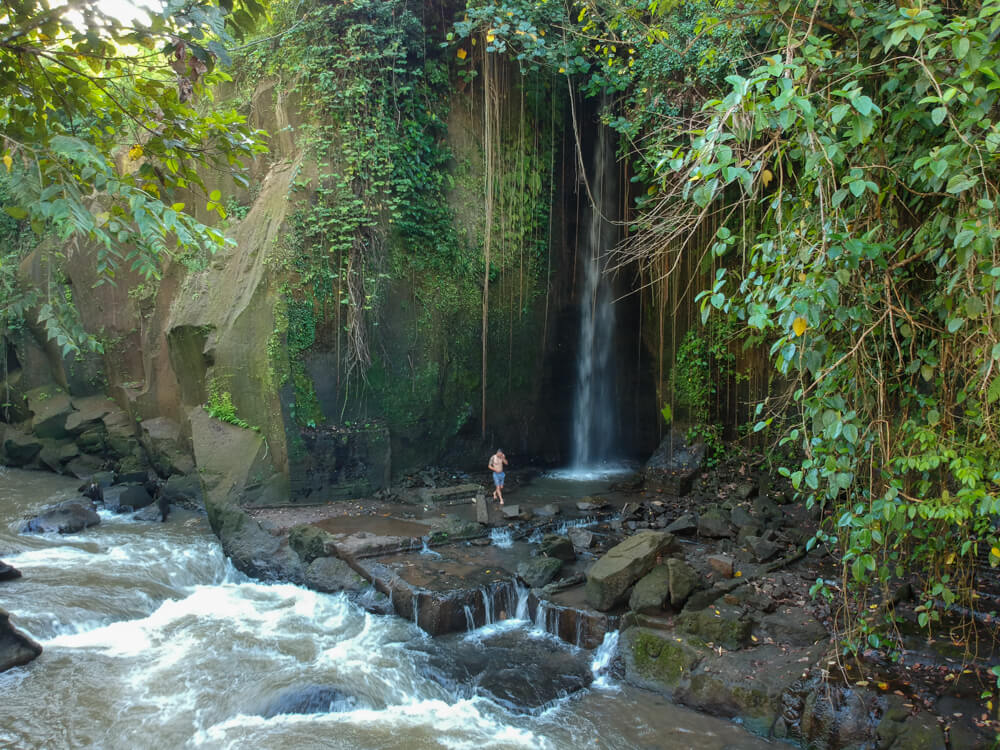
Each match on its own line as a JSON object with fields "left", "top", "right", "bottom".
{"left": 0, "top": 468, "right": 772, "bottom": 749}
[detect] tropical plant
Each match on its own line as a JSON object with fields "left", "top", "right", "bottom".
{"left": 0, "top": 0, "right": 268, "bottom": 353}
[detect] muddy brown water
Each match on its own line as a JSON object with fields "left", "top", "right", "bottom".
{"left": 0, "top": 467, "right": 774, "bottom": 749}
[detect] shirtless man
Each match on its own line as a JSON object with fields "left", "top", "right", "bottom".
{"left": 488, "top": 449, "right": 508, "bottom": 504}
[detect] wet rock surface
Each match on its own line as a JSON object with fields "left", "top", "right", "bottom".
{"left": 0, "top": 607, "right": 43, "bottom": 672}
{"left": 21, "top": 499, "right": 100, "bottom": 534}
{"left": 257, "top": 685, "right": 361, "bottom": 717}
{"left": 237, "top": 455, "right": 998, "bottom": 749}
{"left": 414, "top": 629, "right": 594, "bottom": 714}
{"left": 0, "top": 560, "right": 22, "bottom": 582}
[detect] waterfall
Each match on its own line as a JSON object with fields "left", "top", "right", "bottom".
{"left": 489, "top": 527, "right": 513, "bottom": 549}
{"left": 480, "top": 585, "right": 494, "bottom": 625}
{"left": 571, "top": 108, "right": 619, "bottom": 469}
{"left": 590, "top": 630, "right": 621, "bottom": 689}
{"left": 463, "top": 604, "right": 476, "bottom": 631}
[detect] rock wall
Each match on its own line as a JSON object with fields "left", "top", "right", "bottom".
{"left": 1, "top": 55, "right": 598, "bottom": 503}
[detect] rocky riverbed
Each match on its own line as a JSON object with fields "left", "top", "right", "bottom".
{"left": 4, "top": 444, "right": 999, "bottom": 748}
{"left": 209, "top": 453, "right": 998, "bottom": 749}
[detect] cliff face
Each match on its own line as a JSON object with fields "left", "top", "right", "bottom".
{"left": 1, "top": 55, "right": 585, "bottom": 503}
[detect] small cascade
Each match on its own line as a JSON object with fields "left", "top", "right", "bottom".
{"left": 534, "top": 599, "right": 550, "bottom": 631}
{"left": 590, "top": 629, "right": 620, "bottom": 688}
{"left": 513, "top": 580, "right": 529, "bottom": 621}
{"left": 412, "top": 592, "right": 421, "bottom": 628}
{"left": 489, "top": 527, "right": 513, "bottom": 549}
{"left": 480, "top": 585, "right": 494, "bottom": 625}
{"left": 463, "top": 604, "right": 476, "bottom": 631}
{"left": 570, "top": 107, "right": 620, "bottom": 470}
{"left": 553, "top": 517, "right": 597, "bottom": 536}
{"left": 419, "top": 537, "right": 441, "bottom": 557}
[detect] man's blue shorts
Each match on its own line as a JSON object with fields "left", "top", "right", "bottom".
{"left": 493, "top": 471, "right": 505, "bottom": 487}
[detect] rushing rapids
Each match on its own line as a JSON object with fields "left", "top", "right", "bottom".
{"left": 0, "top": 468, "right": 773, "bottom": 749}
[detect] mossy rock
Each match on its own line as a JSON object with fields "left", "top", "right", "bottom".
{"left": 622, "top": 627, "right": 706, "bottom": 695}
{"left": 675, "top": 602, "right": 751, "bottom": 650}
{"left": 288, "top": 524, "right": 335, "bottom": 564}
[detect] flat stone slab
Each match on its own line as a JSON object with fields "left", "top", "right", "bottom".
{"left": 65, "top": 395, "right": 117, "bottom": 433}
{"left": 417, "top": 484, "right": 484, "bottom": 504}
{"left": 584, "top": 530, "right": 677, "bottom": 611}
{"left": 326, "top": 531, "right": 420, "bottom": 561}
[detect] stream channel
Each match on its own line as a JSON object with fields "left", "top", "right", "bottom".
{"left": 0, "top": 468, "right": 774, "bottom": 749}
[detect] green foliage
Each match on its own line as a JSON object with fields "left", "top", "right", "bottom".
{"left": 257, "top": 0, "right": 463, "bottom": 392}
{"left": 671, "top": 319, "right": 740, "bottom": 463}
{"left": 624, "top": 0, "right": 1000, "bottom": 660}
{"left": 284, "top": 298, "right": 323, "bottom": 427}
{"left": 0, "top": 0, "right": 268, "bottom": 280}
{"left": 0, "top": 0, "right": 268, "bottom": 355}
{"left": 204, "top": 379, "right": 257, "bottom": 430}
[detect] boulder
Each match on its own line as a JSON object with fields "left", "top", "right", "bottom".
{"left": 752, "top": 495, "right": 783, "bottom": 525}
{"left": 567, "top": 527, "right": 594, "bottom": 549}
{"left": 745, "top": 534, "right": 781, "bottom": 563}
{"left": 730, "top": 505, "right": 758, "bottom": 532}
{"left": 21, "top": 499, "right": 100, "bottom": 534}
{"left": 517, "top": 556, "right": 563, "bottom": 588}
{"left": 682, "top": 644, "right": 823, "bottom": 737}
{"left": 676, "top": 602, "right": 750, "bottom": 650}
{"left": 665, "top": 513, "right": 698, "bottom": 536}
{"left": 759, "top": 606, "right": 828, "bottom": 647}
{"left": 160, "top": 474, "right": 204, "bottom": 509}
{"left": 576, "top": 496, "right": 608, "bottom": 512}
{"left": 65, "top": 395, "right": 117, "bottom": 433}
{"left": 501, "top": 504, "right": 521, "bottom": 519}
{"left": 100, "top": 486, "right": 129, "bottom": 513}
{"left": 795, "top": 685, "right": 875, "bottom": 749}
{"left": 73, "top": 427, "right": 107, "bottom": 455}
{"left": 534, "top": 503, "right": 561, "bottom": 518}
{"left": 415, "top": 628, "right": 593, "bottom": 714}
{"left": 58, "top": 442, "right": 81, "bottom": 463}
{"left": 1, "top": 428, "right": 42, "bottom": 467}
{"left": 37, "top": 438, "right": 67, "bottom": 473}
{"left": 304, "top": 557, "right": 367, "bottom": 594}
{"left": 697, "top": 507, "right": 732, "bottom": 539}
{"left": 628, "top": 564, "right": 671, "bottom": 613}
{"left": 0, "top": 561, "right": 22, "bottom": 582}
{"left": 538, "top": 534, "right": 576, "bottom": 562}
{"left": 475, "top": 495, "right": 489, "bottom": 524}
{"left": 258, "top": 685, "right": 359, "bottom": 717}
{"left": 63, "top": 455, "right": 105, "bottom": 479}
{"left": 0, "top": 608, "right": 42, "bottom": 672}
{"left": 120, "top": 485, "right": 154, "bottom": 511}
{"left": 666, "top": 558, "right": 700, "bottom": 608}
{"left": 139, "top": 417, "right": 194, "bottom": 476}
{"left": 876, "top": 697, "right": 946, "bottom": 750}
{"left": 706, "top": 553, "right": 734, "bottom": 578}
{"left": 622, "top": 627, "right": 706, "bottom": 696}
{"left": 26, "top": 386, "right": 73, "bottom": 439}
{"left": 645, "top": 427, "right": 705, "bottom": 473}
{"left": 584, "top": 530, "right": 677, "bottom": 611}
{"left": 289, "top": 524, "right": 335, "bottom": 564}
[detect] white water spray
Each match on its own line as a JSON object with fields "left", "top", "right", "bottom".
{"left": 570, "top": 111, "right": 619, "bottom": 470}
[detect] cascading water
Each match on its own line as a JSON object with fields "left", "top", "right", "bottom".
{"left": 570, "top": 109, "right": 619, "bottom": 471}
{"left": 0, "top": 468, "right": 773, "bottom": 749}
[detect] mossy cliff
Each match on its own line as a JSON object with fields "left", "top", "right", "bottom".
{"left": 1, "top": 0, "right": 583, "bottom": 504}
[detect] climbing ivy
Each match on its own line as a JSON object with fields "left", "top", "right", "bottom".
{"left": 204, "top": 378, "right": 257, "bottom": 431}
